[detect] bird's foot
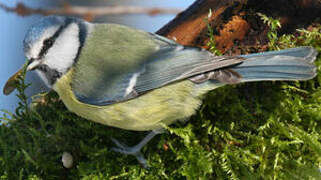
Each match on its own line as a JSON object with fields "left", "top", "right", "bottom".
{"left": 111, "top": 138, "right": 149, "bottom": 168}
{"left": 110, "top": 129, "right": 164, "bottom": 168}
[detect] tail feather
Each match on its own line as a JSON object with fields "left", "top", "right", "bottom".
{"left": 193, "top": 47, "right": 318, "bottom": 96}
{"left": 240, "top": 46, "right": 318, "bottom": 63}
{"left": 232, "top": 47, "right": 317, "bottom": 82}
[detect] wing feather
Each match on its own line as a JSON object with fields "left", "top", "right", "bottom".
{"left": 72, "top": 24, "right": 243, "bottom": 105}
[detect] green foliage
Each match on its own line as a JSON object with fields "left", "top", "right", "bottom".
{"left": 206, "top": 9, "right": 223, "bottom": 56}
{"left": 257, "top": 13, "right": 282, "bottom": 50}
{"left": 0, "top": 14, "right": 321, "bottom": 179}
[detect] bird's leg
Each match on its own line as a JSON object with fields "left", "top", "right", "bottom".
{"left": 111, "top": 129, "right": 164, "bottom": 168}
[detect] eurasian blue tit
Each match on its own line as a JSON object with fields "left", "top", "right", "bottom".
{"left": 3, "top": 16, "right": 318, "bottom": 167}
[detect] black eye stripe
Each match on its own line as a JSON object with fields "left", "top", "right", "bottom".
{"left": 37, "top": 18, "right": 73, "bottom": 59}
{"left": 38, "top": 38, "right": 54, "bottom": 57}
{"left": 44, "top": 39, "right": 53, "bottom": 47}
{"left": 38, "top": 26, "right": 64, "bottom": 58}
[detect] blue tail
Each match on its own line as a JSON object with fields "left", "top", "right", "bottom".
{"left": 233, "top": 47, "right": 317, "bottom": 82}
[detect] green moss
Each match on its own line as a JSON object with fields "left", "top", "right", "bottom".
{"left": 206, "top": 9, "right": 223, "bottom": 56}
{"left": 1, "top": 15, "right": 321, "bottom": 179}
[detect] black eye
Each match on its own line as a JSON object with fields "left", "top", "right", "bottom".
{"left": 43, "top": 39, "right": 54, "bottom": 47}
{"left": 38, "top": 39, "right": 54, "bottom": 58}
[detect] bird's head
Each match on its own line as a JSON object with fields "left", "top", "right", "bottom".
{"left": 4, "top": 15, "right": 90, "bottom": 95}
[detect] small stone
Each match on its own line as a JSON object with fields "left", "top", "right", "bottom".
{"left": 62, "top": 152, "right": 73, "bottom": 168}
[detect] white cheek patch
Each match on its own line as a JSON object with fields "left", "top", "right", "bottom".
{"left": 43, "top": 23, "right": 80, "bottom": 74}
{"left": 28, "top": 26, "right": 60, "bottom": 59}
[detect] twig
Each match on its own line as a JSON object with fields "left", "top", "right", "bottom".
{"left": 0, "top": 2, "right": 182, "bottom": 17}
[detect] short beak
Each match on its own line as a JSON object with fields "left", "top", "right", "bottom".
{"left": 26, "top": 58, "right": 40, "bottom": 71}
{"left": 3, "top": 59, "right": 39, "bottom": 95}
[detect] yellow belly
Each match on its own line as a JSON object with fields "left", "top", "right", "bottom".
{"left": 53, "top": 70, "right": 204, "bottom": 131}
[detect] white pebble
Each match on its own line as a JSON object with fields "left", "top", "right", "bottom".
{"left": 62, "top": 152, "right": 73, "bottom": 168}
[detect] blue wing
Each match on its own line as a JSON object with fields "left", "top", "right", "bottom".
{"left": 71, "top": 23, "right": 317, "bottom": 106}
{"left": 71, "top": 28, "right": 243, "bottom": 106}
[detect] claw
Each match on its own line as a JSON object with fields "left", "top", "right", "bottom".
{"left": 110, "top": 138, "right": 149, "bottom": 167}
{"left": 111, "top": 138, "right": 128, "bottom": 150}
{"left": 110, "top": 129, "right": 164, "bottom": 168}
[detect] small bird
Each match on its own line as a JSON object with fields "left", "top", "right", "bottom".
{"left": 3, "top": 16, "right": 318, "bottom": 167}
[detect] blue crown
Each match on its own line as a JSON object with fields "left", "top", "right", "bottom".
{"left": 23, "top": 16, "right": 67, "bottom": 52}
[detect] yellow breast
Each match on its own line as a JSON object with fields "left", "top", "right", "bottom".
{"left": 53, "top": 69, "right": 203, "bottom": 131}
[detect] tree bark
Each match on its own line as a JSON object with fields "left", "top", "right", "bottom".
{"left": 157, "top": 0, "right": 321, "bottom": 55}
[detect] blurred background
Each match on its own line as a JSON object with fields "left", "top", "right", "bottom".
{"left": 0, "top": 0, "right": 194, "bottom": 113}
